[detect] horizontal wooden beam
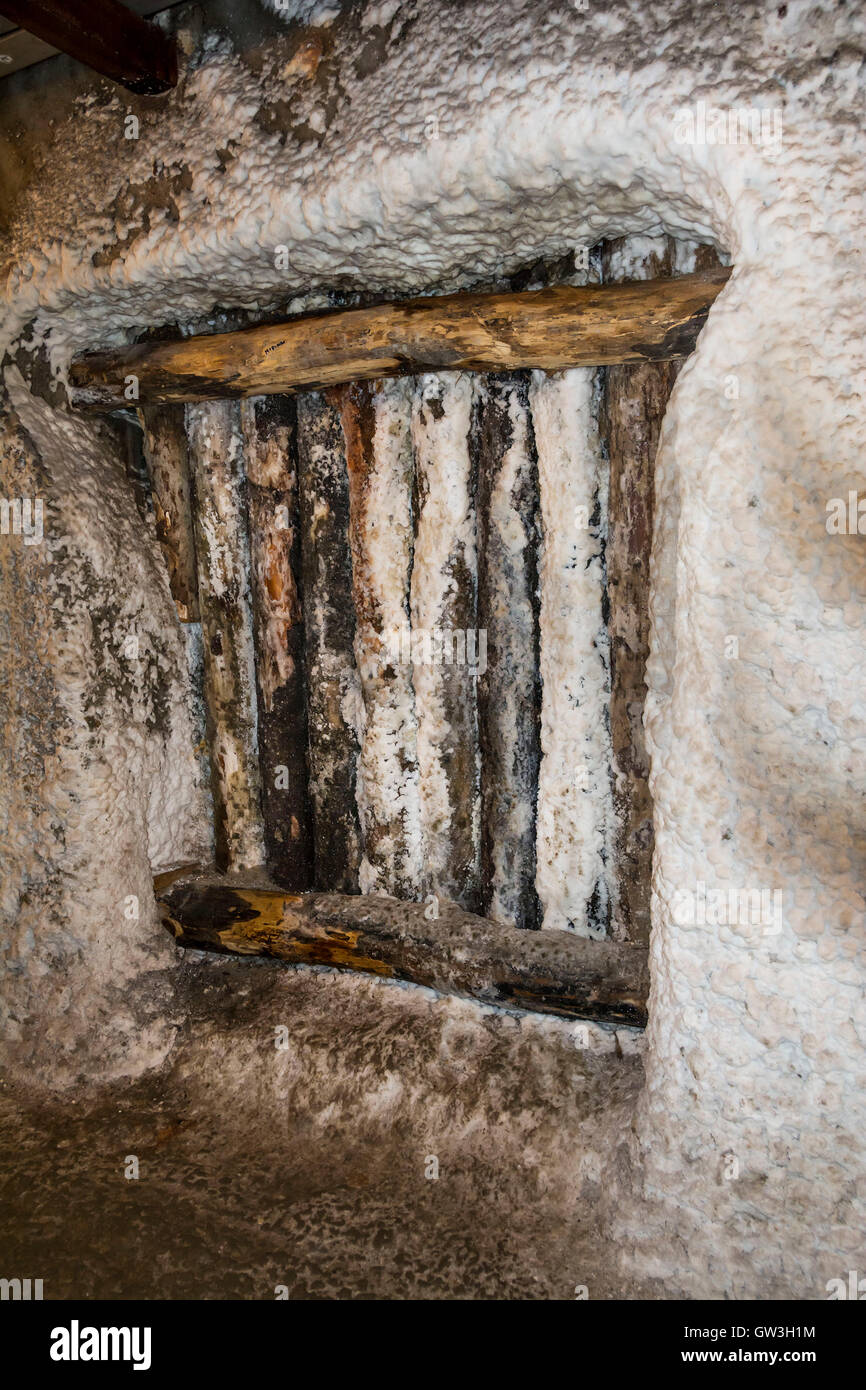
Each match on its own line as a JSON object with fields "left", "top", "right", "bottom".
{"left": 155, "top": 870, "right": 649, "bottom": 1027}
{"left": 70, "top": 267, "right": 730, "bottom": 410}
{"left": 0, "top": 0, "right": 178, "bottom": 94}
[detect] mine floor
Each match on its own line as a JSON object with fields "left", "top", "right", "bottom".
{"left": 0, "top": 957, "right": 650, "bottom": 1299}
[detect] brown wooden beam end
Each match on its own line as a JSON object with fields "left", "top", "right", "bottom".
{"left": 0, "top": 0, "right": 178, "bottom": 94}
{"left": 69, "top": 268, "right": 731, "bottom": 411}
{"left": 156, "top": 870, "right": 649, "bottom": 1027}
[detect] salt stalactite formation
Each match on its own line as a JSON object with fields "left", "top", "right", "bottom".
{"left": 410, "top": 372, "right": 481, "bottom": 912}
{"left": 531, "top": 369, "right": 612, "bottom": 937}
{"left": 185, "top": 400, "right": 266, "bottom": 872}
{"left": 296, "top": 390, "right": 362, "bottom": 892}
{"left": 602, "top": 235, "right": 680, "bottom": 946}
{"left": 475, "top": 373, "right": 541, "bottom": 929}
{"left": 341, "top": 378, "right": 424, "bottom": 899}
{"left": 138, "top": 405, "right": 199, "bottom": 623}
{"left": 241, "top": 394, "right": 313, "bottom": 890}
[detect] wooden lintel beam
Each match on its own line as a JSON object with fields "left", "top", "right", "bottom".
{"left": 0, "top": 0, "right": 178, "bottom": 94}
{"left": 70, "top": 267, "right": 730, "bottom": 411}
{"left": 155, "top": 870, "right": 650, "bottom": 1027}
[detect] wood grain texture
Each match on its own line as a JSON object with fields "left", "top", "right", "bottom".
{"left": 341, "top": 378, "right": 424, "bottom": 899}
{"left": 296, "top": 391, "right": 362, "bottom": 892}
{"left": 600, "top": 240, "right": 725, "bottom": 944}
{"left": 410, "top": 373, "right": 481, "bottom": 912}
{"left": 186, "top": 401, "right": 265, "bottom": 872}
{"left": 241, "top": 395, "right": 313, "bottom": 890}
{"left": 69, "top": 268, "right": 731, "bottom": 409}
{"left": 157, "top": 869, "right": 649, "bottom": 1027}
{"left": 602, "top": 238, "right": 679, "bottom": 947}
{"left": 0, "top": 0, "right": 178, "bottom": 94}
{"left": 139, "top": 405, "right": 199, "bottom": 622}
{"left": 475, "top": 373, "right": 542, "bottom": 929}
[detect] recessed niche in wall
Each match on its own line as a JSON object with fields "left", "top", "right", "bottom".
{"left": 71, "top": 232, "right": 726, "bottom": 1029}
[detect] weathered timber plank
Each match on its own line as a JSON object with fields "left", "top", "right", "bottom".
{"left": 186, "top": 401, "right": 265, "bottom": 872}
{"left": 241, "top": 395, "right": 314, "bottom": 890}
{"left": 340, "top": 378, "right": 424, "bottom": 898}
{"left": 296, "top": 391, "right": 362, "bottom": 892}
{"left": 0, "top": 0, "right": 178, "bottom": 94}
{"left": 531, "top": 368, "right": 614, "bottom": 937}
{"left": 475, "top": 373, "right": 541, "bottom": 929}
{"left": 600, "top": 238, "right": 723, "bottom": 944}
{"left": 139, "top": 405, "right": 199, "bottom": 622}
{"left": 69, "top": 268, "right": 731, "bottom": 409}
{"left": 410, "top": 373, "right": 481, "bottom": 911}
{"left": 602, "top": 237, "right": 680, "bottom": 947}
{"left": 157, "top": 869, "right": 649, "bottom": 1027}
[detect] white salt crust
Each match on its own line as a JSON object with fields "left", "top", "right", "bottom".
{"left": 480, "top": 376, "right": 537, "bottom": 928}
{"left": 353, "top": 379, "right": 424, "bottom": 897}
{"left": 1, "top": 0, "right": 865, "bottom": 1298}
{"left": 185, "top": 400, "right": 265, "bottom": 871}
{"left": 409, "top": 372, "right": 480, "bottom": 894}
{"left": 532, "top": 369, "right": 613, "bottom": 937}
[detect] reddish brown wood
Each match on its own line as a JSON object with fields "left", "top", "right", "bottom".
{"left": 0, "top": 0, "right": 178, "bottom": 94}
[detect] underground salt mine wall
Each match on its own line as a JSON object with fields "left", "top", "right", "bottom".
{"left": 0, "top": 0, "right": 864, "bottom": 1310}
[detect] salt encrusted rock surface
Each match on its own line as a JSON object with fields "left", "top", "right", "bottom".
{"left": 1, "top": 0, "right": 864, "bottom": 1297}
{"left": 0, "top": 371, "right": 211, "bottom": 1085}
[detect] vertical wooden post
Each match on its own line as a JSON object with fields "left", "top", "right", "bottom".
{"left": 340, "top": 379, "right": 424, "bottom": 899}
{"left": 186, "top": 401, "right": 265, "bottom": 872}
{"left": 602, "top": 236, "right": 676, "bottom": 947}
{"left": 601, "top": 236, "right": 721, "bottom": 945}
{"left": 296, "top": 391, "right": 362, "bottom": 893}
{"left": 241, "top": 395, "right": 313, "bottom": 890}
{"left": 139, "top": 405, "right": 200, "bottom": 623}
{"left": 475, "top": 373, "right": 541, "bottom": 929}
{"left": 410, "top": 372, "right": 481, "bottom": 912}
{"left": 531, "top": 368, "right": 613, "bottom": 937}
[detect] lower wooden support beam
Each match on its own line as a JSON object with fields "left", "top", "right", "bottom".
{"left": 156, "top": 870, "right": 649, "bottom": 1027}
{"left": 69, "top": 267, "right": 731, "bottom": 410}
